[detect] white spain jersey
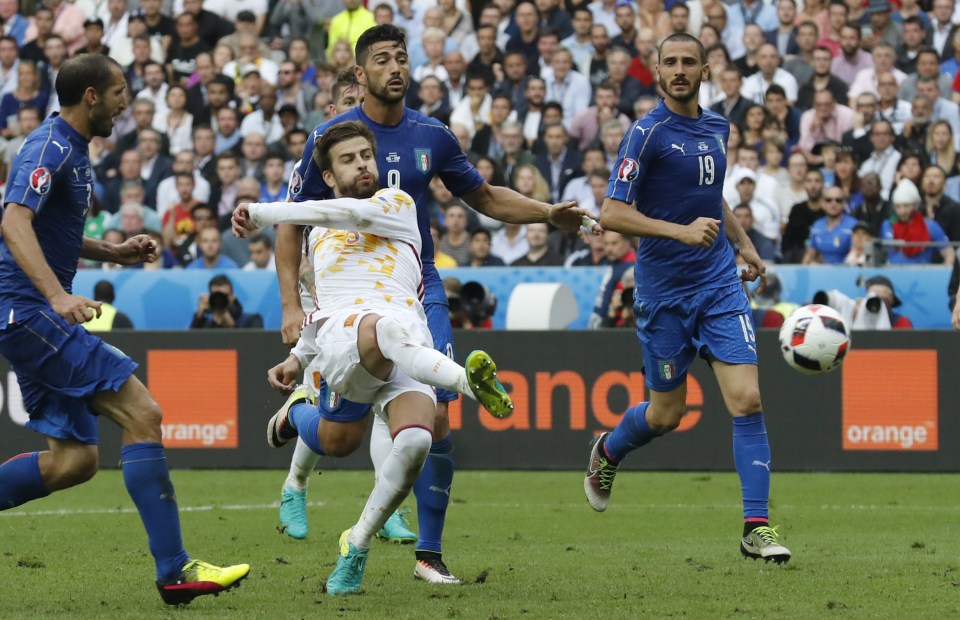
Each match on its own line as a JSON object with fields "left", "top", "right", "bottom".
{"left": 249, "top": 188, "right": 425, "bottom": 320}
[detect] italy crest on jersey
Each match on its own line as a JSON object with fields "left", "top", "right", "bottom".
{"left": 415, "top": 148, "right": 432, "bottom": 173}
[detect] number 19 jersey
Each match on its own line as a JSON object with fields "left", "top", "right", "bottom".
{"left": 606, "top": 100, "right": 740, "bottom": 302}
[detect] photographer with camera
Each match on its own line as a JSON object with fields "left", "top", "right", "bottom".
{"left": 813, "top": 274, "right": 913, "bottom": 329}
{"left": 191, "top": 274, "right": 264, "bottom": 329}
{"left": 444, "top": 277, "right": 496, "bottom": 329}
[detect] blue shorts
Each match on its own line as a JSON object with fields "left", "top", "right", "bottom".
{"left": 0, "top": 309, "right": 138, "bottom": 445}
{"left": 635, "top": 282, "right": 757, "bottom": 392}
{"left": 315, "top": 376, "right": 371, "bottom": 423}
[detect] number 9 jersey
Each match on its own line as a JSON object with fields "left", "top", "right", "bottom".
{"left": 606, "top": 100, "right": 740, "bottom": 302}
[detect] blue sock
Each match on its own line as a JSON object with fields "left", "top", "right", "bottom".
{"left": 288, "top": 403, "right": 325, "bottom": 455}
{"left": 120, "top": 443, "right": 190, "bottom": 581}
{"left": 0, "top": 452, "right": 49, "bottom": 510}
{"left": 732, "top": 413, "right": 770, "bottom": 521}
{"left": 603, "top": 402, "right": 656, "bottom": 462}
{"left": 413, "top": 434, "right": 454, "bottom": 553}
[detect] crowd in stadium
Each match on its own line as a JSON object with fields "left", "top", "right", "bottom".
{"left": 0, "top": 0, "right": 958, "bottom": 313}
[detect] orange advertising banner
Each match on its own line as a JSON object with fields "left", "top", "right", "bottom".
{"left": 842, "top": 350, "right": 939, "bottom": 451}
{"left": 148, "top": 350, "right": 239, "bottom": 449}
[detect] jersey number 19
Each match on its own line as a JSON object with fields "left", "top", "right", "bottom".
{"left": 697, "top": 155, "right": 715, "bottom": 186}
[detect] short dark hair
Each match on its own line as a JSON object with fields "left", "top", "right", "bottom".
{"left": 17, "top": 105, "right": 40, "bottom": 119}
{"left": 765, "top": 84, "right": 787, "bottom": 99}
{"left": 658, "top": 32, "right": 706, "bottom": 63}
{"left": 208, "top": 273, "right": 234, "bottom": 291}
{"left": 355, "top": 24, "right": 406, "bottom": 66}
{"left": 331, "top": 68, "right": 361, "bottom": 101}
{"left": 471, "top": 228, "right": 492, "bottom": 242}
{"left": 249, "top": 233, "right": 272, "bottom": 249}
{"left": 904, "top": 15, "right": 926, "bottom": 29}
{"left": 94, "top": 280, "right": 116, "bottom": 303}
{"left": 56, "top": 53, "right": 122, "bottom": 108}
{"left": 314, "top": 121, "right": 377, "bottom": 173}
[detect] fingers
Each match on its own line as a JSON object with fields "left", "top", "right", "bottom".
{"left": 281, "top": 324, "right": 301, "bottom": 346}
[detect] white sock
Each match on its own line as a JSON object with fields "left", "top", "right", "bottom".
{"left": 284, "top": 438, "right": 321, "bottom": 492}
{"left": 369, "top": 413, "right": 393, "bottom": 482}
{"left": 349, "top": 426, "right": 432, "bottom": 549}
{"left": 375, "top": 317, "right": 475, "bottom": 400}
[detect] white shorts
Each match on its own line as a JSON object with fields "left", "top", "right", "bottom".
{"left": 309, "top": 308, "right": 436, "bottom": 411}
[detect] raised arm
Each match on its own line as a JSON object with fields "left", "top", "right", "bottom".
{"left": 461, "top": 181, "right": 591, "bottom": 232}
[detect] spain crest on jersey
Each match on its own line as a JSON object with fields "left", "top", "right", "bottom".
{"left": 415, "top": 148, "right": 432, "bottom": 173}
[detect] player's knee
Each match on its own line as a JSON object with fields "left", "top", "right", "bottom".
{"left": 393, "top": 426, "right": 432, "bottom": 484}
{"left": 731, "top": 387, "right": 763, "bottom": 416}
{"left": 52, "top": 449, "right": 99, "bottom": 489}
{"left": 647, "top": 402, "right": 685, "bottom": 434}
{"left": 319, "top": 423, "right": 364, "bottom": 457}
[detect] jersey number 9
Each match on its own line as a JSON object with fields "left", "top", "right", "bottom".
{"left": 387, "top": 169, "right": 401, "bottom": 189}
{"left": 698, "top": 155, "right": 715, "bottom": 186}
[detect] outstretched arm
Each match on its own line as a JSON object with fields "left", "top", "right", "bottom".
{"left": 274, "top": 222, "right": 306, "bottom": 345}
{"left": 461, "top": 181, "right": 600, "bottom": 233}
{"left": 600, "top": 197, "right": 720, "bottom": 247}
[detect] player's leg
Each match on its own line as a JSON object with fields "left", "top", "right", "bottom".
{"left": 702, "top": 283, "right": 790, "bottom": 563}
{"left": 328, "top": 386, "right": 434, "bottom": 596}
{"left": 0, "top": 436, "right": 98, "bottom": 509}
{"left": 369, "top": 413, "right": 418, "bottom": 544}
{"left": 93, "top": 374, "right": 251, "bottom": 603}
{"left": 584, "top": 297, "right": 695, "bottom": 511}
{"left": 268, "top": 382, "right": 370, "bottom": 538}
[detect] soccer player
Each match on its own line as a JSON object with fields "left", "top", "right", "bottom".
{"left": 582, "top": 34, "right": 792, "bottom": 564}
{"left": 232, "top": 120, "right": 514, "bottom": 595}
{"left": 0, "top": 54, "right": 250, "bottom": 604}
{"left": 275, "top": 24, "right": 593, "bottom": 583}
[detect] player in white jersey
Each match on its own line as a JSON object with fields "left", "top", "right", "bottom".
{"left": 232, "top": 121, "right": 513, "bottom": 595}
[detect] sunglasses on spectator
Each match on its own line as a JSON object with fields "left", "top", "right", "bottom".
{"left": 822, "top": 197, "right": 845, "bottom": 203}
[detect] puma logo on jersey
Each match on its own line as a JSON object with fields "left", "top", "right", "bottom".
{"left": 671, "top": 143, "right": 685, "bottom": 155}
{"left": 52, "top": 140, "right": 68, "bottom": 154}
{"left": 636, "top": 125, "right": 650, "bottom": 136}
{"left": 752, "top": 459, "right": 771, "bottom": 471}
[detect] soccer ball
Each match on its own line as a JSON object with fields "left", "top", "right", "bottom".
{"left": 778, "top": 304, "right": 851, "bottom": 375}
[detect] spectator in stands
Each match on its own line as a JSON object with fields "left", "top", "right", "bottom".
{"left": 416, "top": 75, "right": 451, "bottom": 126}
{"left": 535, "top": 122, "right": 581, "bottom": 202}
{"left": 498, "top": 120, "right": 537, "bottom": 180}
{"left": 136, "top": 128, "right": 172, "bottom": 209}
{"left": 102, "top": 150, "right": 143, "bottom": 215}
{"left": 850, "top": 42, "right": 906, "bottom": 98}
{"left": 734, "top": 24, "right": 764, "bottom": 78}
{"left": 243, "top": 234, "right": 275, "bottom": 271}
{"left": 764, "top": 84, "right": 802, "bottom": 145}
{"left": 507, "top": 2, "right": 541, "bottom": 70}
{"left": 78, "top": 17, "right": 109, "bottom": 56}
{"left": 766, "top": 0, "right": 800, "bottom": 57}
{"left": 895, "top": 151, "right": 925, "bottom": 190}
{"left": 842, "top": 92, "right": 879, "bottom": 163}
{"left": 588, "top": 24, "right": 612, "bottom": 86}
{"left": 704, "top": 3, "right": 744, "bottom": 60}
{"left": 921, "top": 164, "right": 960, "bottom": 239}
{"left": 799, "top": 89, "right": 855, "bottom": 159}
{"left": 438, "top": 203, "right": 473, "bottom": 266}
{"left": 191, "top": 274, "right": 263, "bottom": 328}
{"left": 562, "top": 151, "right": 607, "bottom": 215}
{"left": 926, "top": 120, "right": 960, "bottom": 176}
{"left": 776, "top": 152, "right": 809, "bottom": 223}
{"left": 699, "top": 43, "right": 729, "bottom": 108}
{"left": 917, "top": 77, "right": 960, "bottom": 145}
{"left": 834, "top": 147, "right": 863, "bottom": 209}
{"left": 711, "top": 65, "right": 751, "bottom": 128}
{"left": 472, "top": 93, "right": 514, "bottom": 158}
{"left": 183, "top": 0, "right": 234, "bottom": 50}
{"left": 188, "top": 70, "right": 229, "bottom": 128}
{"left": 606, "top": 47, "right": 648, "bottom": 116}
{"left": 326, "top": 0, "right": 376, "bottom": 60}
{"left": 544, "top": 47, "right": 590, "bottom": 126}
{"left": 493, "top": 51, "right": 530, "bottom": 115}
{"left": 209, "top": 151, "right": 241, "bottom": 221}
{"left": 859, "top": 119, "right": 901, "bottom": 198}
{"left": 587, "top": 230, "right": 636, "bottom": 329}
{"left": 803, "top": 185, "right": 859, "bottom": 263}
{"left": 441, "top": 51, "right": 468, "bottom": 109}
{"left": 927, "top": 0, "right": 958, "bottom": 60}
{"left": 162, "top": 172, "right": 203, "bottom": 249}
{"left": 429, "top": 221, "right": 458, "bottom": 268}
{"left": 237, "top": 133, "right": 267, "bottom": 182}
{"left": 0, "top": 106, "right": 40, "bottom": 180}
{"left": 782, "top": 168, "right": 826, "bottom": 262}
{"left": 84, "top": 280, "right": 134, "bottom": 331}
{"left": 259, "top": 154, "right": 287, "bottom": 203}
{"left": 562, "top": 6, "right": 595, "bottom": 74}
{"left": 517, "top": 76, "right": 546, "bottom": 146}
{"left": 729, "top": 168, "right": 781, "bottom": 249}
{"left": 844, "top": 221, "right": 875, "bottom": 265}
{"left": 817, "top": 0, "right": 848, "bottom": 57}
{"left": 733, "top": 203, "right": 778, "bottom": 262}
{"left": 186, "top": 226, "right": 239, "bottom": 269}
{"left": 451, "top": 72, "right": 494, "bottom": 138}
{"left": 901, "top": 48, "right": 954, "bottom": 102}
{"left": 798, "top": 45, "right": 849, "bottom": 110}
{"left": 864, "top": 0, "right": 904, "bottom": 52}
{"left": 166, "top": 12, "right": 208, "bottom": 86}
{"left": 852, "top": 171, "right": 892, "bottom": 235}
{"left": 877, "top": 71, "right": 911, "bottom": 134}
{"left": 883, "top": 179, "right": 956, "bottom": 264}
{"left": 193, "top": 124, "right": 218, "bottom": 183}
{"left": 833, "top": 22, "right": 874, "bottom": 84}
{"left": 742, "top": 44, "right": 799, "bottom": 105}
{"left": 116, "top": 202, "right": 149, "bottom": 240}
{"left": 174, "top": 203, "right": 215, "bottom": 265}
{"left": 511, "top": 222, "right": 564, "bottom": 266}
{"left": 0, "top": 36, "right": 16, "bottom": 97}
{"left": 0, "top": 61, "right": 48, "bottom": 139}
{"left": 20, "top": 7, "right": 52, "bottom": 64}
{"left": 795, "top": 23, "right": 825, "bottom": 84}
{"left": 564, "top": 222, "right": 609, "bottom": 266}
{"left": 154, "top": 84, "right": 194, "bottom": 155}
{"left": 214, "top": 106, "right": 242, "bottom": 154}
{"left": 599, "top": 117, "right": 626, "bottom": 166}
{"left": 276, "top": 60, "right": 316, "bottom": 121}
{"left": 610, "top": 1, "right": 638, "bottom": 56}
{"left": 896, "top": 16, "right": 927, "bottom": 75}
{"left": 0, "top": 0, "right": 28, "bottom": 48}
{"left": 469, "top": 229, "right": 505, "bottom": 266}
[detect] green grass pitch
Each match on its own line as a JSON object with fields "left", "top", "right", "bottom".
{"left": 0, "top": 470, "right": 958, "bottom": 618}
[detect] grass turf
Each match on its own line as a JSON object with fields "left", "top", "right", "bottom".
{"left": 0, "top": 470, "right": 957, "bottom": 619}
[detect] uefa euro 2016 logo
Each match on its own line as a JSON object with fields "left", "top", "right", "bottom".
{"left": 29, "top": 167, "right": 52, "bottom": 195}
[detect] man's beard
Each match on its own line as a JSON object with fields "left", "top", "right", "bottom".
{"left": 658, "top": 74, "right": 700, "bottom": 104}
{"left": 367, "top": 79, "right": 407, "bottom": 105}
{"left": 337, "top": 176, "right": 378, "bottom": 199}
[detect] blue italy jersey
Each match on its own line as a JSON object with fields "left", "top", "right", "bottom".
{"left": 607, "top": 99, "right": 740, "bottom": 301}
{"left": 0, "top": 114, "right": 94, "bottom": 324}
{"left": 289, "top": 106, "right": 484, "bottom": 271}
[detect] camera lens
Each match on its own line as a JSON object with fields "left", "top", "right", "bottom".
{"left": 620, "top": 287, "right": 635, "bottom": 308}
{"left": 209, "top": 291, "right": 229, "bottom": 312}
{"left": 865, "top": 296, "right": 882, "bottom": 313}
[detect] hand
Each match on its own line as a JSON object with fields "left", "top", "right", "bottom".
{"left": 678, "top": 217, "right": 720, "bottom": 247}
{"left": 212, "top": 309, "right": 236, "bottom": 327}
{"left": 546, "top": 201, "right": 596, "bottom": 232}
{"left": 267, "top": 355, "right": 302, "bottom": 393}
{"left": 738, "top": 245, "right": 766, "bottom": 286}
{"left": 597, "top": 105, "right": 616, "bottom": 124}
{"left": 196, "top": 293, "right": 209, "bottom": 316}
{"left": 51, "top": 292, "right": 101, "bottom": 325}
{"left": 114, "top": 234, "right": 159, "bottom": 265}
{"left": 281, "top": 305, "right": 306, "bottom": 346}
{"left": 491, "top": 63, "right": 504, "bottom": 83}
{"left": 580, "top": 214, "right": 603, "bottom": 236}
{"left": 232, "top": 203, "right": 257, "bottom": 238}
